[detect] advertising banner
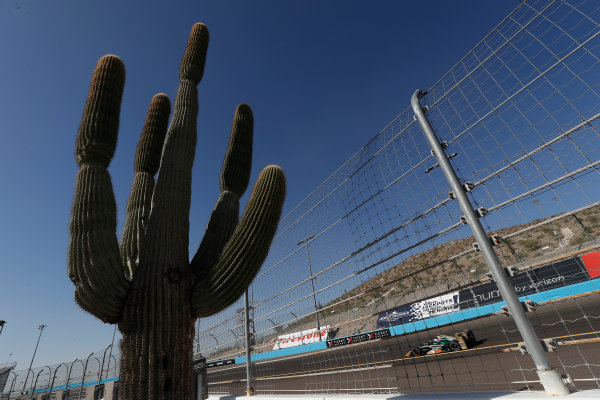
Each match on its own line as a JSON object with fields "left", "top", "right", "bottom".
{"left": 582, "top": 250, "right": 600, "bottom": 278}
{"left": 326, "top": 329, "right": 391, "bottom": 348}
{"left": 193, "top": 357, "right": 206, "bottom": 372}
{"left": 206, "top": 358, "right": 235, "bottom": 368}
{"left": 378, "top": 256, "right": 594, "bottom": 327}
{"left": 273, "top": 326, "right": 330, "bottom": 350}
{"left": 458, "top": 257, "right": 591, "bottom": 309}
{"left": 377, "top": 292, "right": 459, "bottom": 327}
{"left": 409, "top": 291, "right": 459, "bottom": 320}
{"left": 376, "top": 304, "right": 412, "bottom": 328}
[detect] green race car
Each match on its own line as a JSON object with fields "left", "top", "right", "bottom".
{"left": 406, "top": 330, "right": 476, "bottom": 357}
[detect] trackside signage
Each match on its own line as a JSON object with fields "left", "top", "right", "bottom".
{"left": 458, "top": 257, "right": 591, "bottom": 309}
{"left": 377, "top": 292, "right": 459, "bottom": 327}
{"left": 410, "top": 291, "right": 459, "bottom": 320}
{"left": 378, "top": 255, "right": 596, "bottom": 328}
{"left": 377, "top": 304, "right": 413, "bottom": 326}
{"left": 206, "top": 358, "right": 235, "bottom": 368}
{"left": 582, "top": 250, "right": 600, "bottom": 277}
{"left": 272, "top": 326, "right": 330, "bottom": 350}
{"left": 326, "top": 329, "right": 391, "bottom": 348}
{"left": 193, "top": 357, "right": 206, "bottom": 371}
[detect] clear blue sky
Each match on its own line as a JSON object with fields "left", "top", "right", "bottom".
{"left": 0, "top": 0, "right": 518, "bottom": 370}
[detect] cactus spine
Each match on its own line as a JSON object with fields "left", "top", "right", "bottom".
{"left": 68, "top": 23, "right": 286, "bottom": 399}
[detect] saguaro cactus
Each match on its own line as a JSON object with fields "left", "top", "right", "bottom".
{"left": 68, "top": 23, "right": 286, "bottom": 399}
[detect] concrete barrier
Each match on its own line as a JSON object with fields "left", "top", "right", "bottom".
{"left": 206, "top": 390, "right": 600, "bottom": 399}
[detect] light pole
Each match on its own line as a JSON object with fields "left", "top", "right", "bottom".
{"left": 297, "top": 235, "right": 322, "bottom": 341}
{"left": 104, "top": 325, "right": 117, "bottom": 380}
{"left": 0, "top": 320, "right": 6, "bottom": 335}
{"left": 244, "top": 290, "right": 254, "bottom": 396}
{"left": 195, "top": 319, "right": 201, "bottom": 355}
{"left": 22, "top": 324, "right": 46, "bottom": 394}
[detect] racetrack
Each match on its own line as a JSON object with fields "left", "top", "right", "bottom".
{"left": 206, "top": 292, "right": 600, "bottom": 395}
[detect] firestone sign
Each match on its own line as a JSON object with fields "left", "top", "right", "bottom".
{"left": 273, "top": 326, "right": 330, "bottom": 350}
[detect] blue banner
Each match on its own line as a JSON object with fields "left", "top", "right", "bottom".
{"left": 376, "top": 304, "right": 413, "bottom": 328}
{"left": 378, "top": 256, "right": 591, "bottom": 328}
{"left": 458, "top": 257, "right": 590, "bottom": 309}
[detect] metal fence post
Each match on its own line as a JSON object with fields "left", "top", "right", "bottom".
{"left": 244, "top": 290, "right": 254, "bottom": 396}
{"left": 411, "top": 89, "right": 569, "bottom": 396}
{"left": 297, "top": 236, "right": 322, "bottom": 340}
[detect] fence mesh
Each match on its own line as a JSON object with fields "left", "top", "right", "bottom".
{"left": 2, "top": 345, "right": 120, "bottom": 398}
{"left": 199, "top": 0, "right": 600, "bottom": 395}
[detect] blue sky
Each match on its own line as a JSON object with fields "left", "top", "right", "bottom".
{"left": 0, "top": 0, "right": 518, "bottom": 370}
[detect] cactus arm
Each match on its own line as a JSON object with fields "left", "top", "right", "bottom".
{"left": 120, "top": 94, "right": 170, "bottom": 279}
{"left": 68, "top": 55, "right": 130, "bottom": 323}
{"left": 192, "top": 165, "right": 286, "bottom": 317}
{"left": 190, "top": 104, "right": 253, "bottom": 278}
{"left": 142, "top": 23, "right": 209, "bottom": 268}
{"left": 220, "top": 103, "right": 253, "bottom": 196}
{"left": 190, "top": 191, "right": 239, "bottom": 279}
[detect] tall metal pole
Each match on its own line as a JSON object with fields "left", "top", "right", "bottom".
{"left": 411, "top": 89, "right": 568, "bottom": 395}
{"left": 196, "top": 319, "right": 201, "bottom": 355}
{"left": 297, "top": 236, "right": 322, "bottom": 340}
{"left": 106, "top": 325, "right": 117, "bottom": 380}
{"left": 22, "top": 324, "right": 46, "bottom": 394}
{"left": 243, "top": 290, "right": 254, "bottom": 396}
{"left": 7, "top": 371, "right": 16, "bottom": 400}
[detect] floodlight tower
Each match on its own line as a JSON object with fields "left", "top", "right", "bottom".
{"left": 22, "top": 324, "right": 46, "bottom": 394}
{"left": 297, "top": 235, "right": 322, "bottom": 340}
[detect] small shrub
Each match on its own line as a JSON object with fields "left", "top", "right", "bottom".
{"left": 569, "top": 234, "right": 587, "bottom": 246}
{"left": 519, "top": 238, "right": 540, "bottom": 251}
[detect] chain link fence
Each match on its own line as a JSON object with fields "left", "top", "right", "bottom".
{"left": 198, "top": 0, "right": 600, "bottom": 395}
{"left": 2, "top": 345, "right": 120, "bottom": 399}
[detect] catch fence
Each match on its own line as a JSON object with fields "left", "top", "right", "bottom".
{"left": 198, "top": 0, "right": 600, "bottom": 396}
{"left": 1, "top": 345, "right": 120, "bottom": 399}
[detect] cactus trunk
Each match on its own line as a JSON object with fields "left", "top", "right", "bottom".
{"left": 119, "top": 274, "right": 194, "bottom": 399}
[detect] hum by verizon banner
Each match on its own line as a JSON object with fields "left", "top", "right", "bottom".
{"left": 377, "top": 253, "right": 598, "bottom": 328}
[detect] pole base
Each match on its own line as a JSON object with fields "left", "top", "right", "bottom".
{"left": 537, "top": 369, "right": 570, "bottom": 396}
{"left": 246, "top": 386, "right": 255, "bottom": 396}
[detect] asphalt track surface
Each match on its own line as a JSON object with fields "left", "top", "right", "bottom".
{"left": 206, "top": 292, "right": 600, "bottom": 395}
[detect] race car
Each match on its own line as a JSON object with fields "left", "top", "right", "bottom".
{"left": 406, "top": 330, "right": 476, "bottom": 357}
